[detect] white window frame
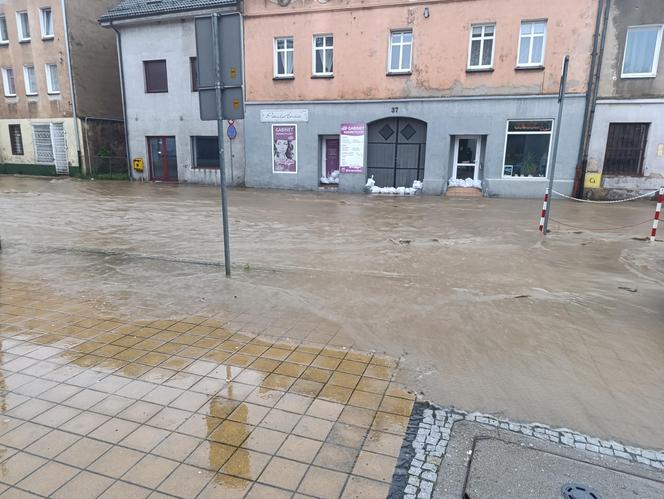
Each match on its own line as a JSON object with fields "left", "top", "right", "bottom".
{"left": 273, "top": 37, "right": 294, "bottom": 78}
{"left": 23, "top": 65, "right": 37, "bottom": 95}
{"left": 388, "top": 29, "right": 413, "bottom": 73}
{"left": 467, "top": 23, "right": 496, "bottom": 70}
{"left": 45, "top": 63, "right": 59, "bottom": 94}
{"left": 517, "top": 20, "right": 547, "bottom": 68}
{"left": 16, "top": 10, "right": 30, "bottom": 42}
{"left": 39, "top": 7, "right": 54, "bottom": 39}
{"left": 501, "top": 119, "right": 554, "bottom": 180}
{"left": 621, "top": 24, "right": 664, "bottom": 78}
{"left": 0, "top": 15, "right": 9, "bottom": 44}
{"left": 312, "top": 34, "right": 333, "bottom": 76}
{"left": 2, "top": 67, "right": 16, "bottom": 97}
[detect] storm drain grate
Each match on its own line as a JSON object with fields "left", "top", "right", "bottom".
{"left": 561, "top": 483, "right": 603, "bottom": 499}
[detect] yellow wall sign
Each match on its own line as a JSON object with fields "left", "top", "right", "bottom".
{"left": 584, "top": 172, "right": 601, "bottom": 189}
{"left": 133, "top": 157, "right": 144, "bottom": 172}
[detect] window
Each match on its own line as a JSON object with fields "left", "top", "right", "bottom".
{"left": 16, "top": 11, "right": 30, "bottom": 41}
{"left": 621, "top": 25, "right": 663, "bottom": 78}
{"left": 40, "top": 8, "right": 53, "bottom": 39}
{"left": 9, "top": 125, "right": 24, "bottom": 155}
{"left": 0, "top": 15, "right": 9, "bottom": 44}
{"left": 274, "top": 37, "right": 294, "bottom": 77}
{"left": 144, "top": 60, "right": 167, "bottom": 93}
{"left": 518, "top": 21, "right": 546, "bottom": 67}
{"left": 603, "top": 123, "right": 649, "bottom": 176}
{"left": 33, "top": 124, "right": 54, "bottom": 163}
{"left": 468, "top": 24, "right": 495, "bottom": 69}
{"left": 2, "top": 68, "right": 15, "bottom": 96}
{"left": 388, "top": 30, "right": 413, "bottom": 73}
{"left": 192, "top": 136, "right": 219, "bottom": 168}
{"left": 24, "top": 65, "right": 37, "bottom": 95}
{"left": 190, "top": 57, "right": 199, "bottom": 91}
{"left": 45, "top": 63, "right": 59, "bottom": 94}
{"left": 313, "top": 35, "right": 333, "bottom": 76}
{"left": 502, "top": 120, "right": 553, "bottom": 178}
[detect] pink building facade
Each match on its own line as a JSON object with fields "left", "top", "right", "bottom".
{"left": 242, "top": 0, "right": 599, "bottom": 196}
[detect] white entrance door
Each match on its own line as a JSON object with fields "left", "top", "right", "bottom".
{"left": 452, "top": 136, "right": 481, "bottom": 181}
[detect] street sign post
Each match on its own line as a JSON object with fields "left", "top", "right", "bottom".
{"left": 542, "top": 55, "right": 569, "bottom": 235}
{"left": 195, "top": 12, "right": 245, "bottom": 277}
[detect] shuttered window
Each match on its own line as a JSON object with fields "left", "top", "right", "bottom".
{"left": 9, "top": 125, "right": 23, "bottom": 155}
{"left": 603, "top": 123, "right": 649, "bottom": 176}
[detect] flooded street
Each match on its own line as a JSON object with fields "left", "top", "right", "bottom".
{"left": 1, "top": 175, "right": 663, "bottom": 455}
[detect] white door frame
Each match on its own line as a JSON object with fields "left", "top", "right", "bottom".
{"left": 452, "top": 135, "right": 481, "bottom": 181}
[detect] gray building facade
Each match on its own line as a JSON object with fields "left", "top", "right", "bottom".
{"left": 584, "top": 0, "right": 664, "bottom": 198}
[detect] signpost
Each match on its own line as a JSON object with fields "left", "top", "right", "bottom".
{"left": 542, "top": 55, "right": 569, "bottom": 235}
{"left": 195, "top": 13, "right": 244, "bottom": 276}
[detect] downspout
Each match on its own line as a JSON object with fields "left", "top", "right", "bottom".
{"left": 60, "top": 0, "right": 83, "bottom": 175}
{"left": 574, "top": 0, "right": 611, "bottom": 197}
{"left": 110, "top": 21, "right": 133, "bottom": 181}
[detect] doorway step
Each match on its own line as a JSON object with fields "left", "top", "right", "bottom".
{"left": 446, "top": 187, "right": 482, "bottom": 197}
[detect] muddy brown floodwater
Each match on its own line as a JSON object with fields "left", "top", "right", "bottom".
{"left": 1, "top": 176, "right": 663, "bottom": 448}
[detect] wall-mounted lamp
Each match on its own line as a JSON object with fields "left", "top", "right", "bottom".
{"left": 423, "top": 7, "right": 430, "bottom": 18}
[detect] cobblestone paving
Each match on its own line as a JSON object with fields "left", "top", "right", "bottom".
{"left": 0, "top": 280, "right": 416, "bottom": 498}
{"left": 395, "top": 404, "right": 664, "bottom": 499}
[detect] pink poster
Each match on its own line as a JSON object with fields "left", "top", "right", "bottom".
{"left": 272, "top": 124, "right": 297, "bottom": 173}
{"left": 325, "top": 138, "right": 340, "bottom": 177}
{"left": 340, "top": 123, "right": 365, "bottom": 174}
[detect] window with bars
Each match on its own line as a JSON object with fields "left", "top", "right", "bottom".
{"left": 603, "top": 123, "right": 649, "bottom": 176}
{"left": 8, "top": 125, "right": 24, "bottom": 155}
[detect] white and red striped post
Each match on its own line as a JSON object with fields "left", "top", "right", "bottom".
{"left": 539, "top": 188, "right": 549, "bottom": 233}
{"left": 651, "top": 187, "right": 663, "bottom": 242}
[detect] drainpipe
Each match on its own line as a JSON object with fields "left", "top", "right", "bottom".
{"left": 60, "top": 0, "right": 83, "bottom": 175}
{"left": 574, "top": 0, "right": 611, "bottom": 197}
{"left": 110, "top": 21, "right": 133, "bottom": 181}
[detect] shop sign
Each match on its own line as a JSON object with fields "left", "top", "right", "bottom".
{"left": 340, "top": 123, "right": 365, "bottom": 174}
{"left": 261, "top": 109, "right": 309, "bottom": 122}
{"left": 272, "top": 124, "right": 297, "bottom": 173}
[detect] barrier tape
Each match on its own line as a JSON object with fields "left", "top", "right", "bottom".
{"left": 551, "top": 189, "right": 658, "bottom": 203}
{"left": 549, "top": 217, "right": 653, "bottom": 232}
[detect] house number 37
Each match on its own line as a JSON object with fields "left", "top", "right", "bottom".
{"left": 391, "top": 106, "right": 399, "bottom": 113}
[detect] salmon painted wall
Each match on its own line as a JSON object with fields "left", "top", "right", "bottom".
{"left": 243, "top": 0, "right": 598, "bottom": 101}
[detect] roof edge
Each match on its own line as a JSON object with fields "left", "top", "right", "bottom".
{"left": 99, "top": 0, "right": 239, "bottom": 25}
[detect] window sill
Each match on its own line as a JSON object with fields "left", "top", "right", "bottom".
{"left": 386, "top": 71, "right": 412, "bottom": 76}
{"left": 26, "top": 93, "right": 38, "bottom": 97}
{"left": 145, "top": 90, "right": 169, "bottom": 94}
{"left": 0, "top": 42, "right": 9, "bottom": 46}
{"left": 42, "top": 35, "right": 54, "bottom": 41}
{"left": 19, "top": 39, "right": 31, "bottom": 44}
{"left": 620, "top": 74, "right": 656, "bottom": 79}
{"left": 466, "top": 67, "right": 494, "bottom": 73}
{"left": 501, "top": 176, "right": 547, "bottom": 181}
{"left": 273, "top": 76, "right": 295, "bottom": 81}
{"left": 191, "top": 166, "right": 220, "bottom": 170}
{"left": 311, "top": 74, "right": 333, "bottom": 79}
{"left": 515, "top": 65, "right": 545, "bottom": 71}
{"left": 4, "top": 95, "right": 17, "bottom": 99}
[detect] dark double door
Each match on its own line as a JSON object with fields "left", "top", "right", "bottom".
{"left": 367, "top": 117, "right": 427, "bottom": 188}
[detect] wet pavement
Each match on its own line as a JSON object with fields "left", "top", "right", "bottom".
{"left": 1, "top": 176, "right": 664, "bottom": 496}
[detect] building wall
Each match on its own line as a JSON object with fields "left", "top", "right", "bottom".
{"left": 0, "top": 0, "right": 74, "bottom": 120}
{"left": 65, "top": 0, "right": 124, "bottom": 118}
{"left": 597, "top": 0, "right": 664, "bottom": 99}
{"left": 243, "top": 0, "right": 596, "bottom": 101}
{"left": 245, "top": 95, "right": 585, "bottom": 197}
{"left": 117, "top": 17, "right": 244, "bottom": 185}
{"left": 585, "top": 0, "right": 664, "bottom": 197}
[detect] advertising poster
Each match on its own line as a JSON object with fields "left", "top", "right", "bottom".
{"left": 340, "top": 123, "right": 365, "bottom": 174}
{"left": 272, "top": 124, "right": 297, "bottom": 173}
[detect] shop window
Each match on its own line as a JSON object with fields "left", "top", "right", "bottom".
{"left": 603, "top": 123, "right": 649, "bottom": 176}
{"left": 502, "top": 120, "right": 552, "bottom": 178}
{"left": 9, "top": 125, "right": 24, "bottom": 155}
{"left": 192, "top": 136, "right": 219, "bottom": 168}
{"left": 622, "top": 25, "right": 663, "bottom": 78}
{"left": 144, "top": 60, "right": 168, "bottom": 93}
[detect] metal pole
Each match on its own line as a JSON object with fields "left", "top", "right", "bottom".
{"left": 212, "top": 13, "right": 231, "bottom": 276}
{"left": 542, "top": 55, "right": 570, "bottom": 235}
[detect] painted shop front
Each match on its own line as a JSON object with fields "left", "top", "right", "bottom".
{"left": 243, "top": 95, "right": 586, "bottom": 197}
